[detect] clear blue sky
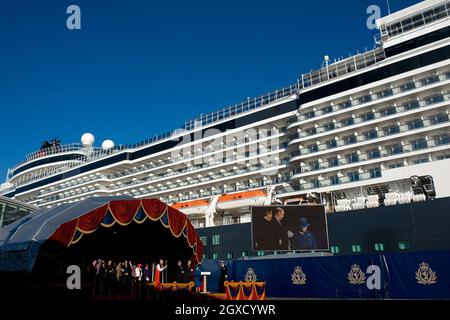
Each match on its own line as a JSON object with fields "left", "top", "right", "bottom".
{"left": 0, "top": 0, "right": 419, "bottom": 179}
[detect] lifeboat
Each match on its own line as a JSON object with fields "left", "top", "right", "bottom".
{"left": 171, "top": 199, "right": 210, "bottom": 215}
{"left": 216, "top": 189, "right": 267, "bottom": 211}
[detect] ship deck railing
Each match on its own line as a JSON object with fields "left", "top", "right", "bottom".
{"left": 8, "top": 44, "right": 388, "bottom": 181}
{"left": 379, "top": 0, "right": 450, "bottom": 43}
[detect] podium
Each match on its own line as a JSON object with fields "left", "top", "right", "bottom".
{"left": 201, "top": 272, "right": 211, "bottom": 293}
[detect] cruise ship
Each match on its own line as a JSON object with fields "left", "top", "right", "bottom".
{"left": 2, "top": 0, "right": 450, "bottom": 258}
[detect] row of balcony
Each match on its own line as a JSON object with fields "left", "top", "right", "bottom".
{"left": 38, "top": 161, "right": 289, "bottom": 205}
{"left": 15, "top": 128, "right": 289, "bottom": 189}
{"left": 38, "top": 148, "right": 289, "bottom": 198}
{"left": 289, "top": 91, "right": 449, "bottom": 142}
{"left": 288, "top": 71, "right": 450, "bottom": 128}
{"left": 161, "top": 176, "right": 290, "bottom": 204}
{"left": 289, "top": 111, "right": 450, "bottom": 159}
{"left": 291, "top": 134, "right": 450, "bottom": 177}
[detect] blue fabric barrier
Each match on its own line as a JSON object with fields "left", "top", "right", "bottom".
{"left": 229, "top": 251, "right": 450, "bottom": 299}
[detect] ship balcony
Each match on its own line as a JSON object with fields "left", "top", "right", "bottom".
{"left": 36, "top": 159, "right": 290, "bottom": 206}
{"left": 287, "top": 71, "right": 450, "bottom": 130}
{"left": 289, "top": 134, "right": 450, "bottom": 180}
{"left": 378, "top": 1, "right": 450, "bottom": 43}
{"left": 288, "top": 91, "right": 450, "bottom": 146}
{"left": 289, "top": 114, "right": 450, "bottom": 161}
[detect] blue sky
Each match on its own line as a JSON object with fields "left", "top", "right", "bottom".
{"left": 0, "top": 0, "right": 419, "bottom": 178}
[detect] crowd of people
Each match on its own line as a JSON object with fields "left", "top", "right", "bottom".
{"left": 87, "top": 258, "right": 197, "bottom": 284}
{"left": 83, "top": 258, "right": 228, "bottom": 298}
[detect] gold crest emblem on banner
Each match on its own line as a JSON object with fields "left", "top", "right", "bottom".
{"left": 415, "top": 262, "right": 437, "bottom": 285}
{"left": 291, "top": 266, "right": 307, "bottom": 285}
{"left": 348, "top": 264, "right": 366, "bottom": 285}
{"left": 245, "top": 268, "right": 257, "bottom": 282}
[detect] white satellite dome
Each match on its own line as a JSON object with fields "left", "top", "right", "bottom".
{"left": 81, "top": 133, "right": 95, "bottom": 147}
{"left": 102, "top": 139, "right": 115, "bottom": 150}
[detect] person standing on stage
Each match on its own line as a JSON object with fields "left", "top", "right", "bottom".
{"left": 183, "top": 260, "right": 194, "bottom": 283}
{"left": 135, "top": 264, "right": 143, "bottom": 282}
{"left": 176, "top": 260, "right": 185, "bottom": 283}
{"left": 154, "top": 259, "right": 167, "bottom": 285}
{"left": 193, "top": 264, "right": 202, "bottom": 292}
{"left": 143, "top": 264, "right": 151, "bottom": 283}
{"left": 218, "top": 261, "right": 228, "bottom": 293}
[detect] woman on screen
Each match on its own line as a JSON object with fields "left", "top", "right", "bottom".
{"left": 292, "top": 218, "right": 317, "bottom": 250}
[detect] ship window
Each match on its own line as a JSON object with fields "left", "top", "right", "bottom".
{"left": 437, "top": 154, "right": 450, "bottom": 160}
{"left": 322, "top": 106, "right": 333, "bottom": 114}
{"left": 411, "top": 138, "right": 427, "bottom": 150}
{"left": 413, "top": 158, "right": 429, "bottom": 165}
{"left": 412, "top": 14, "right": 424, "bottom": 28}
{"left": 374, "top": 243, "right": 385, "bottom": 252}
{"left": 212, "top": 235, "right": 221, "bottom": 245}
{"left": 330, "top": 175, "right": 340, "bottom": 186}
{"left": 401, "top": 18, "right": 413, "bottom": 32}
{"left": 376, "top": 89, "right": 393, "bottom": 99}
{"left": 200, "top": 236, "right": 207, "bottom": 245}
{"left": 369, "top": 167, "right": 382, "bottom": 179}
{"left": 381, "top": 106, "right": 396, "bottom": 116}
{"left": 398, "top": 241, "right": 410, "bottom": 250}
{"left": 348, "top": 171, "right": 360, "bottom": 182}
{"left": 306, "top": 127, "right": 317, "bottom": 135}
{"left": 330, "top": 246, "right": 340, "bottom": 254}
{"left": 305, "top": 111, "right": 315, "bottom": 119}
{"left": 212, "top": 253, "right": 219, "bottom": 260}
{"left": 368, "top": 148, "right": 381, "bottom": 159}
{"left": 358, "top": 95, "right": 372, "bottom": 104}
{"left": 351, "top": 244, "right": 362, "bottom": 253}
{"left": 308, "top": 143, "right": 319, "bottom": 152}
{"left": 342, "top": 117, "right": 354, "bottom": 127}
{"left": 364, "top": 129, "right": 378, "bottom": 140}
{"left": 338, "top": 101, "right": 352, "bottom": 109}
{"left": 241, "top": 251, "right": 248, "bottom": 257}
{"left": 310, "top": 178, "right": 320, "bottom": 189}
{"left": 326, "top": 139, "right": 337, "bottom": 149}
{"left": 362, "top": 112, "right": 375, "bottom": 121}
{"left": 430, "top": 113, "right": 449, "bottom": 125}
{"left": 324, "top": 122, "right": 335, "bottom": 131}
{"left": 400, "top": 82, "right": 415, "bottom": 92}
{"left": 388, "top": 144, "right": 403, "bottom": 155}
{"left": 346, "top": 153, "right": 359, "bottom": 164}
{"left": 420, "top": 74, "right": 439, "bottom": 86}
{"left": 344, "top": 135, "right": 357, "bottom": 145}
{"left": 257, "top": 251, "right": 265, "bottom": 257}
{"left": 328, "top": 157, "right": 339, "bottom": 167}
{"left": 227, "top": 252, "right": 233, "bottom": 259}
{"left": 388, "top": 162, "right": 404, "bottom": 169}
{"left": 434, "top": 134, "right": 450, "bottom": 146}
{"left": 403, "top": 100, "right": 419, "bottom": 111}
{"left": 425, "top": 94, "right": 444, "bottom": 105}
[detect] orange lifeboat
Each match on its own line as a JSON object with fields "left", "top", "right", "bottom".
{"left": 216, "top": 189, "right": 267, "bottom": 211}
{"left": 171, "top": 199, "right": 210, "bottom": 215}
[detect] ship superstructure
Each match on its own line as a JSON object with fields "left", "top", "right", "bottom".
{"left": 1, "top": 0, "right": 450, "bottom": 230}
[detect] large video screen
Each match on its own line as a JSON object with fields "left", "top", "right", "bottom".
{"left": 251, "top": 205, "right": 329, "bottom": 252}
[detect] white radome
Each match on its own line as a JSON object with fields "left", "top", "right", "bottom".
{"left": 102, "top": 139, "right": 115, "bottom": 150}
{"left": 81, "top": 133, "right": 95, "bottom": 147}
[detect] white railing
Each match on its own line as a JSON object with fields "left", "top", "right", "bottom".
{"left": 8, "top": 45, "right": 387, "bottom": 184}
{"left": 379, "top": 0, "right": 450, "bottom": 42}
